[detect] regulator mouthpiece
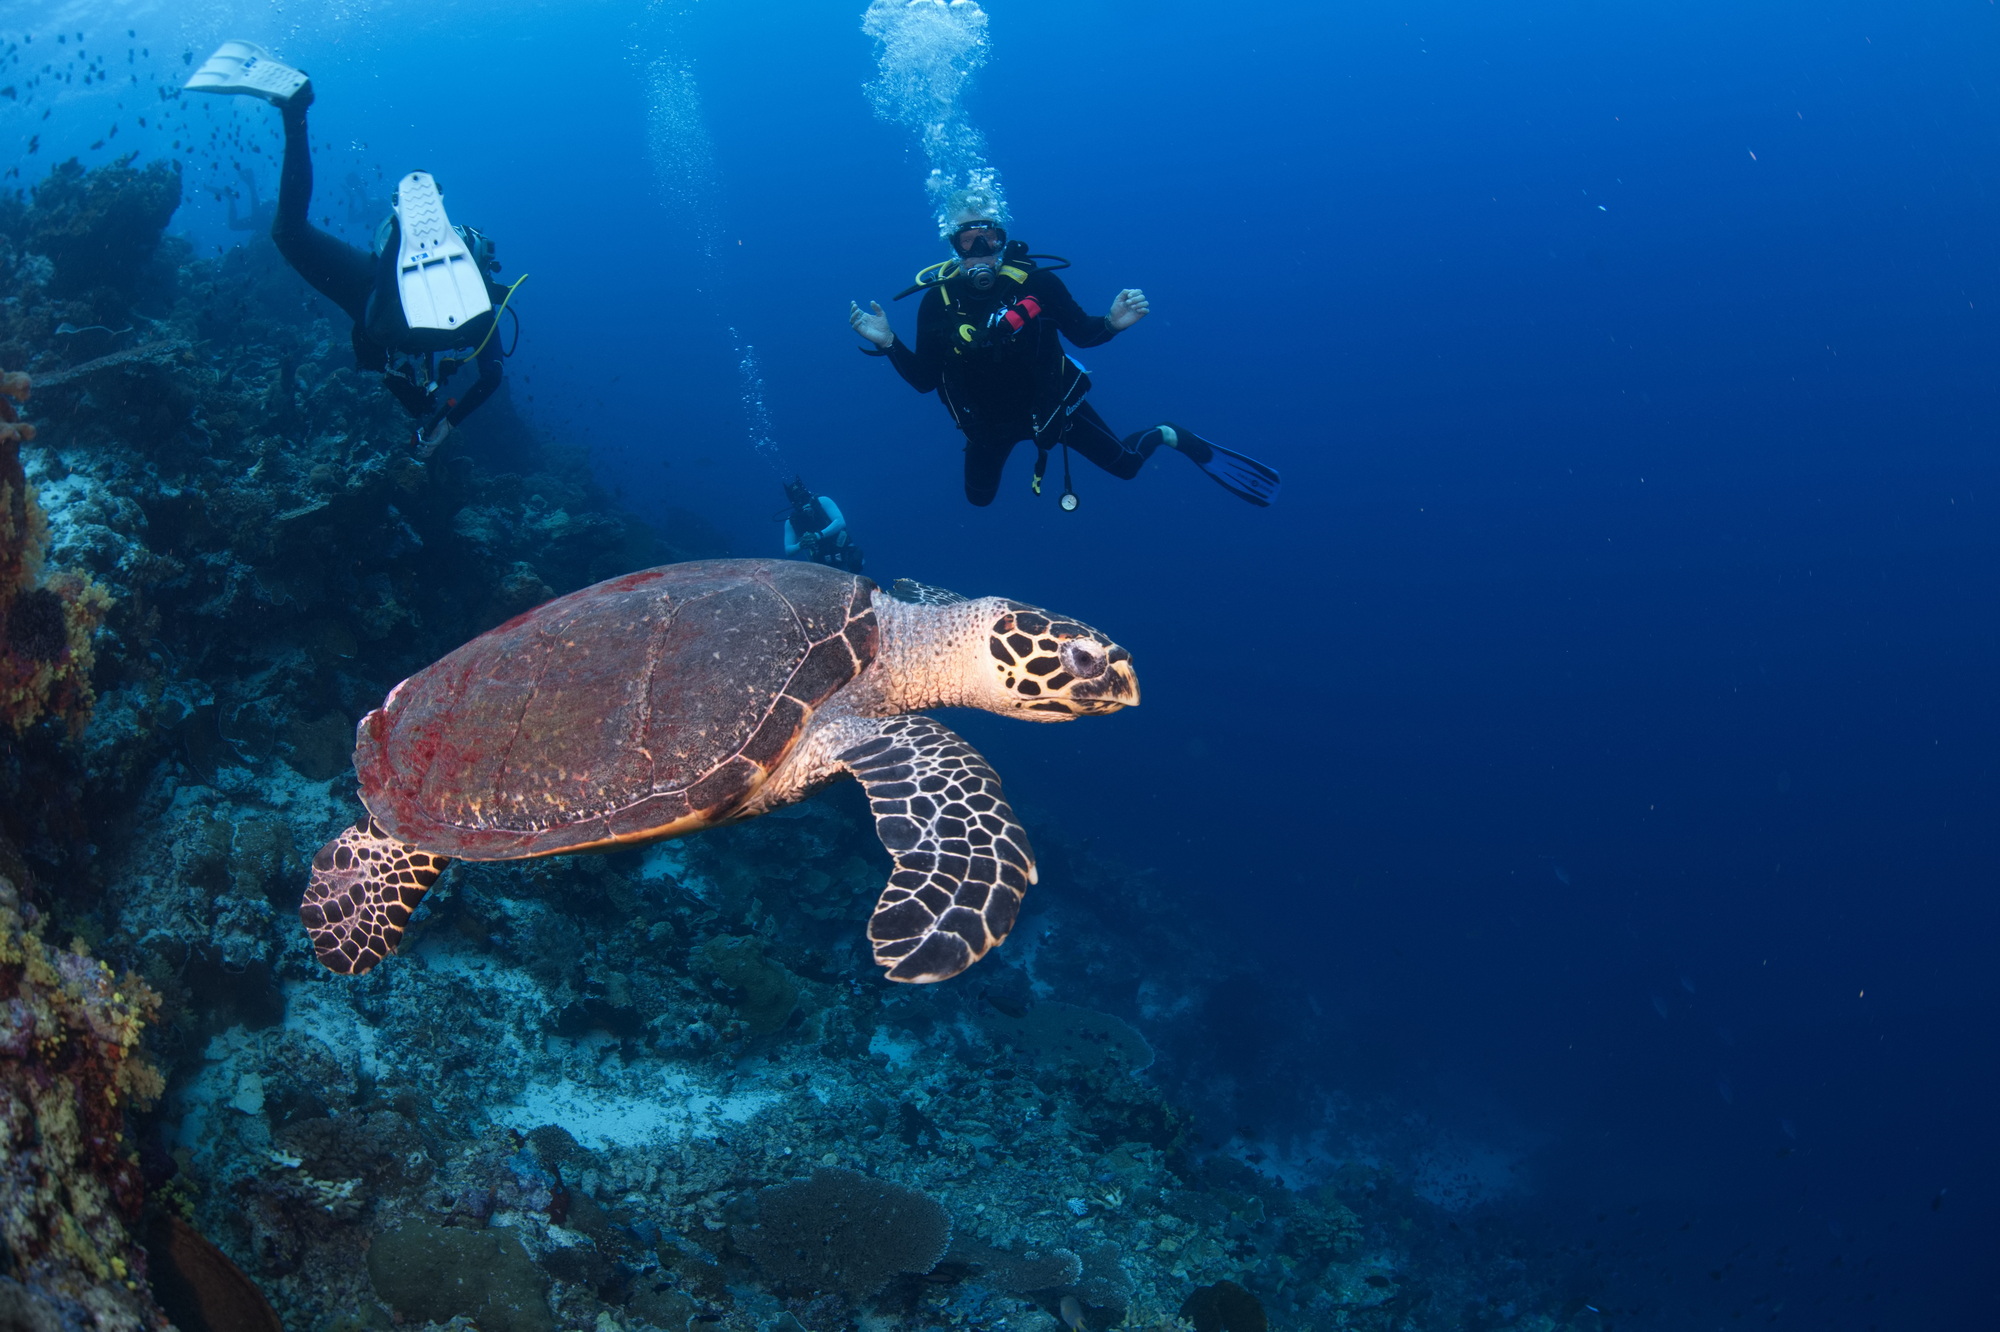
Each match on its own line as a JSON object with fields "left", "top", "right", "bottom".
{"left": 964, "top": 262, "right": 998, "bottom": 292}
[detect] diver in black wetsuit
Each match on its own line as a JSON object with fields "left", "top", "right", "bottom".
{"left": 273, "top": 89, "right": 508, "bottom": 454}
{"left": 849, "top": 198, "right": 1280, "bottom": 508}
{"left": 187, "top": 42, "right": 513, "bottom": 455}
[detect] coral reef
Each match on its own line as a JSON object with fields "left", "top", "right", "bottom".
{"left": 940, "top": 1235, "right": 1082, "bottom": 1293}
{"left": 1, "top": 369, "right": 112, "bottom": 737}
{"left": 735, "top": 1168, "right": 953, "bottom": 1300}
{"left": 16, "top": 157, "right": 182, "bottom": 301}
{"left": 0, "top": 867, "right": 165, "bottom": 1330}
{"left": 0, "top": 151, "right": 1589, "bottom": 1332}
{"left": 1181, "top": 1280, "right": 1268, "bottom": 1332}
{"left": 367, "top": 1220, "right": 552, "bottom": 1332}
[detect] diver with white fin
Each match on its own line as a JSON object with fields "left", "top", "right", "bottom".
{"left": 849, "top": 188, "right": 1281, "bottom": 509}
{"left": 186, "top": 42, "right": 526, "bottom": 455}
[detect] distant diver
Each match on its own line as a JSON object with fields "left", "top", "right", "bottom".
{"left": 224, "top": 164, "right": 274, "bottom": 236}
{"left": 185, "top": 41, "right": 526, "bottom": 456}
{"left": 849, "top": 191, "right": 1281, "bottom": 509}
{"left": 782, "top": 478, "right": 865, "bottom": 574}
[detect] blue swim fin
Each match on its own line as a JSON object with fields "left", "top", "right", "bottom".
{"left": 1161, "top": 423, "right": 1282, "bottom": 507}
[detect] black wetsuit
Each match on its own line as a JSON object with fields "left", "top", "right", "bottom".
{"left": 876, "top": 264, "right": 1167, "bottom": 506}
{"left": 275, "top": 102, "right": 503, "bottom": 428}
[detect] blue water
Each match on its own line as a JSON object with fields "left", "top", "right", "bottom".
{"left": 9, "top": 0, "right": 1998, "bottom": 1324}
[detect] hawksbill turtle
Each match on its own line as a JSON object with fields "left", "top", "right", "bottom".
{"left": 300, "top": 559, "right": 1137, "bottom": 983}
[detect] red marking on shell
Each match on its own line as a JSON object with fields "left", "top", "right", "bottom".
{"left": 356, "top": 560, "right": 878, "bottom": 860}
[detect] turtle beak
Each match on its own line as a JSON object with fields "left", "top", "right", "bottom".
{"left": 1074, "top": 646, "right": 1139, "bottom": 712}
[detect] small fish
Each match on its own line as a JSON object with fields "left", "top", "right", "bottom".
{"left": 1058, "top": 1296, "right": 1088, "bottom": 1331}
{"left": 1552, "top": 864, "right": 1571, "bottom": 885}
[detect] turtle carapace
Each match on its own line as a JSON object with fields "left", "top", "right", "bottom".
{"left": 300, "top": 560, "right": 1137, "bottom": 984}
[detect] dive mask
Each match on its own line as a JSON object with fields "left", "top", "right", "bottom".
{"left": 950, "top": 220, "right": 1007, "bottom": 259}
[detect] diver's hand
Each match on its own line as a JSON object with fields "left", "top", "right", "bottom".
{"left": 1107, "top": 289, "right": 1150, "bottom": 331}
{"left": 415, "top": 414, "right": 452, "bottom": 458}
{"left": 850, "top": 300, "right": 894, "bottom": 349}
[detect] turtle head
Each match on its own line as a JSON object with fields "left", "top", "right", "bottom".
{"left": 977, "top": 600, "right": 1139, "bottom": 721}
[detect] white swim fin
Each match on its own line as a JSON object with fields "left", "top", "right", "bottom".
{"left": 184, "top": 41, "right": 310, "bottom": 104}
{"left": 391, "top": 172, "right": 492, "bottom": 340}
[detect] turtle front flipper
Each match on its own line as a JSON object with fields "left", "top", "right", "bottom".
{"left": 299, "top": 818, "right": 450, "bottom": 974}
{"left": 834, "top": 715, "right": 1037, "bottom": 983}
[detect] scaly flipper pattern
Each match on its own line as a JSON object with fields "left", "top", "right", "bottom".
{"left": 837, "top": 715, "right": 1036, "bottom": 982}
{"left": 299, "top": 818, "right": 449, "bottom": 974}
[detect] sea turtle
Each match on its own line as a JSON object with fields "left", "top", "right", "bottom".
{"left": 300, "top": 558, "right": 1137, "bottom": 983}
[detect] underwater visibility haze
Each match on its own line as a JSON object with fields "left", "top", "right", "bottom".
{"left": 0, "top": 0, "right": 1995, "bottom": 1328}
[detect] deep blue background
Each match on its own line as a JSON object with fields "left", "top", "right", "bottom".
{"left": 8, "top": 0, "right": 1999, "bottom": 1324}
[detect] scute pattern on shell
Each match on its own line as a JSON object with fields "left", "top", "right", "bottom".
{"left": 842, "top": 714, "right": 1035, "bottom": 983}
{"left": 355, "top": 560, "right": 878, "bottom": 860}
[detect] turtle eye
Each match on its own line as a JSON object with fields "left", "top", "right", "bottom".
{"left": 1059, "top": 640, "right": 1106, "bottom": 680}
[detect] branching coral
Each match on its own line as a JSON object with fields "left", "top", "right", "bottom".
{"left": 0, "top": 868, "right": 166, "bottom": 1329}
{"left": 0, "top": 369, "right": 111, "bottom": 735}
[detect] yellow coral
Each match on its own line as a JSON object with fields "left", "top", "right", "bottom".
{"left": 1, "top": 872, "right": 163, "bottom": 1326}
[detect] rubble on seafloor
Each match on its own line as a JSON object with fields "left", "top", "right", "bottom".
{"left": 0, "top": 156, "right": 1578, "bottom": 1331}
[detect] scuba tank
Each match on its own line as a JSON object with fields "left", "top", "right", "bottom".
{"left": 457, "top": 224, "right": 501, "bottom": 275}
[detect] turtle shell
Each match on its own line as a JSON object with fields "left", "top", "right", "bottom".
{"left": 353, "top": 559, "right": 878, "bottom": 860}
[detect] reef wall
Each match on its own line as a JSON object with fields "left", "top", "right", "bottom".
{"left": 0, "top": 865, "right": 166, "bottom": 1331}
{"left": 0, "top": 369, "right": 109, "bottom": 738}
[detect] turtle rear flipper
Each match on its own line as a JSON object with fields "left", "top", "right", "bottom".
{"left": 300, "top": 818, "right": 449, "bottom": 974}
{"left": 835, "top": 715, "right": 1036, "bottom": 983}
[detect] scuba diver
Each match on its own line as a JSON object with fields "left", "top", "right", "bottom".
{"left": 224, "top": 165, "right": 275, "bottom": 237}
{"left": 186, "top": 42, "right": 525, "bottom": 456}
{"left": 781, "top": 479, "right": 865, "bottom": 574}
{"left": 848, "top": 193, "right": 1280, "bottom": 509}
